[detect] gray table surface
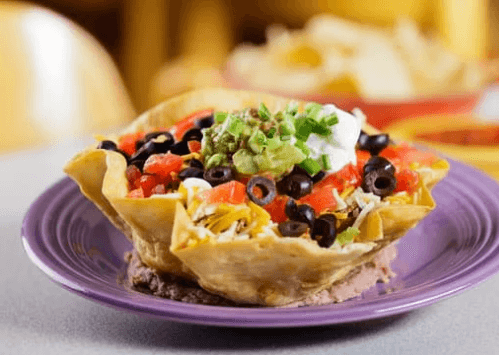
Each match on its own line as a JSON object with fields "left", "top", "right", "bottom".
{"left": 3, "top": 92, "right": 499, "bottom": 354}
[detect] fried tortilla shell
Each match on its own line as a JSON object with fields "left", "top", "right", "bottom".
{"left": 64, "top": 148, "right": 132, "bottom": 240}
{"left": 170, "top": 173, "right": 439, "bottom": 306}
{"left": 171, "top": 202, "right": 380, "bottom": 306}
{"left": 63, "top": 88, "right": 448, "bottom": 293}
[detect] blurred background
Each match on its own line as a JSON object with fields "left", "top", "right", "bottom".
{"left": 18, "top": 0, "right": 496, "bottom": 110}
{"left": 2, "top": 0, "right": 499, "bottom": 178}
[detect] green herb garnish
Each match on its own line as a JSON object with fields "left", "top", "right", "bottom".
{"left": 258, "top": 102, "right": 271, "bottom": 121}
{"left": 299, "top": 158, "right": 322, "bottom": 175}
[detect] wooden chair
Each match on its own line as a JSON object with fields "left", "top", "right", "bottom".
{"left": 0, "top": 2, "right": 136, "bottom": 153}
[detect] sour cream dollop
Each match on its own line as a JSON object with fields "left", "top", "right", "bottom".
{"left": 306, "top": 104, "right": 362, "bottom": 173}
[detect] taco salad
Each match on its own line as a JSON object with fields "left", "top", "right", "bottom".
{"left": 64, "top": 88, "right": 449, "bottom": 306}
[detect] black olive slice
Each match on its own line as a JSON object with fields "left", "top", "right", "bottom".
{"left": 285, "top": 198, "right": 299, "bottom": 220}
{"left": 188, "top": 158, "right": 204, "bottom": 169}
{"left": 145, "top": 131, "right": 173, "bottom": 142}
{"left": 369, "top": 134, "right": 390, "bottom": 155}
{"left": 363, "top": 156, "right": 395, "bottom": 176}
{"left": 358, "top": 131, "right": 390, "bottom": 156}
{"left": 182, "top": 128, "right": 203, "bottom": 142}
{"left": 311, "top": 217, "right": 336, "bottom": 248}
{"left": 311, "top": 170, "right": 326, "bottom": 184}
{"left": 276, "top": 173, "right": 313, "bottom": 199}
{"left": 357, "top": 130, "right": 370, "bottom": 147}
{"left": 204, "top": 166, "right": 235, "bottom": 186}
{"left": 97, "top": 140, "right": 130, "bottom": 163}
{"left": 296, "top": 204, "right": 316, "bottom": 227}
{"left": 196, "top": 114, "right": 215, "bottom": 128}
{"left": 130, "top": 140, "right": 157, "bottom": 162}
{"left": 290, "top": 165, "right": 311, "bottom": 177}
{"left": 136, "top": 131, "right": 174, "bottom": 151}
{"left": 284, "top": 198, "right": 316, "bottom": 227}
{"left": 278, "top": 221, "right": 308, "bottom": 237}
{"left": 169, "top": 141, "right": 190, "bottom": 155}
{"left": 318, "top": 213, "right": 336, "bottom": 224}
{"left": 178, "top": 167, "right": 205, "bottom": 180}
{"left": 362, "top": 168, "right": 396, "bottom": 198}
{"left": 97, "top": 140, "right": 117, "bottom": 150}
{"left": 246, "top": 176, "right": 277, "bottom": 206}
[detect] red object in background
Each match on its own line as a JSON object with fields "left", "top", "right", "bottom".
{"left": 308, "top": 94, "right": 481, "bottom": 129}
{"left": 223, "top": 68, "right": 481, "bottom": 129}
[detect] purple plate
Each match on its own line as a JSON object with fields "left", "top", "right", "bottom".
{"left": 21, "top": 159, "right": 499, "bottom": 327}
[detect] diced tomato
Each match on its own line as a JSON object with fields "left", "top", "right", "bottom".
{"left": 378, "top": 146, "right": 404, "bottom": 171}
{"left": 356, "top": 150, "right": 371, "bottom": 172}
{"left": 126, "top": 165, "right": 142, "bottom": 190}
{"left": 380, "top": 143, "right": 437, "bottom": 169}
{"left": 143, "top": 153, "right": 184, "bottom": 182}
{"left": 118, "top": 132, "right": 145, "bottom": 156}
{"left": 139, "top": 174, "right": 161, "bottom": 197}
{"left": 151, "top": 184, "right": 166, "bottom": 195}
{"left": 315, "top": 163, "right": 361, "bottom": 192}
{"left": 335, "top": 163, "right": 362, "bottom": 189}
{"left": 127, "top": 188, "right": 144, "bottom": 198}
{"left": 171, "top": 109, "right": 214, "bottom": 141}
{"left": 394, "top": 168, "right": 420, "bottom": 195}
{"left": 187, "top": 140, "right": 201, "bottom": 153}
{"left": 263, "top": 195, "right": 289, "bottom": 223}
{"left": 299, "top": 186, "right": 337, "bottom": 214}
{"left": 198, "top": 180, "right": 247, "bottom": 205}
{"left": 237, "top": 175, "right": 251, "bottom": 185}
{"left": 397, "top": 144, "right": 438, "bottom": 167}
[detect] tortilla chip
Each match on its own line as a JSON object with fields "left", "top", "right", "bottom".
{"left": 64, "top": 88, "right": 448, "bottom": 304}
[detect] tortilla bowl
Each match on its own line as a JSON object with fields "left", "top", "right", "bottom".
{"left": 64, "top": 88, "right": 448, "bottom": 306}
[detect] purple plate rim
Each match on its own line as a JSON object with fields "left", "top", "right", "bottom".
{"left": 21, "top": 158, "right": 499, "bottom": 328}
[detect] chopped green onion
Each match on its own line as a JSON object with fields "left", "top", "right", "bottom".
{"left": 279, "top": 114, "right": 296, "bottom": 136}
{"left": 321, "top": 154, "right": 332, "bottom": 170}
{"left": 294, "top": 140, "right": 310, "bottom": 155}
{"left": 299, "top": 158, "right": 322, "bottom": 176}
{"left": 296, "top": 116, "right": 330, "bottom": 139}
{"left": 285, "top": 101, "right": 299, "bottom": 115}
{"left": 311, "top": 121, "right": 331, "bottom": 137}
{"left": 305, "top": 103, "right": 323, "bottom": 121}
{"left": 336, "top": 227, "right": 359, "bottom": 246}
{"left": 267, "top": 127, "right": 277, "bottom": 138}
{"left": 323, "top": 113, "right": 338, "bottom": 126}
{"left": 294, "top": 117, "right": 314, "bottom": 141}
{"left": 215, "top": 112, "right": 228, "bottom": 123}
{"left": 258, "top": 102, "right": 271, "bottom": 121}
{"left": 273, "top": 111, "right": 284, "bottom": 122}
